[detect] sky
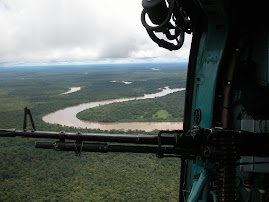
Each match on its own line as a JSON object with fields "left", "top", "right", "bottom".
{"left": 0, "top": 0, "right": 192, "bottom": 67}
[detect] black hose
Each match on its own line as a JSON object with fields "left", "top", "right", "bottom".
{"left": 146, "top": 28, "right": 184, "bottom": 51}
{"left": 141, "top": 0, "right": 174, "bottom": 31}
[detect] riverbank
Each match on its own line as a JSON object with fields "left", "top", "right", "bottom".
{"left": 77, "top": 88, "right": 185, "bottom": 123}
{"left": 43, "top": 87, "right": 185, "bottom": 131}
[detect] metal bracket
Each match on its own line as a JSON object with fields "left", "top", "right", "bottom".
{"left": 157, "top": 130, "right": 182, "bottom": 158}
{"left": 23, "top": 107, "right": 36, "bottom": 131}
{"left": 193, "top": 108, "right": 202, "bottom": 127}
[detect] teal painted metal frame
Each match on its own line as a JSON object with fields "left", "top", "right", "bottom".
{"left": 184, "top": 0, "right": 229, "bottom": 200}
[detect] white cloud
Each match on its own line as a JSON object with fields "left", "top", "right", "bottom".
{"left": 0, "top": 0, "right": 191, "bottom": 66}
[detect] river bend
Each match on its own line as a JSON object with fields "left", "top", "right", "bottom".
{"left": 43, "top": 87, "right": 185, "bottom": 132}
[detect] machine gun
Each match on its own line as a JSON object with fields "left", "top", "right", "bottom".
{"left": 2, "top": 118, "right": 269, "bottom": 158}
{"left": 1, "top": 107, "right": 269, "bottom": 202}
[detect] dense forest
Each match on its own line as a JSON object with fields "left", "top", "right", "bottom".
{"left": 0, "top": 63, "right": 187, "bottom": 201}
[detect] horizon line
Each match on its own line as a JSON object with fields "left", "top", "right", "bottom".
{"left": 0, "top": 61, "right": 188, "bottom": 68}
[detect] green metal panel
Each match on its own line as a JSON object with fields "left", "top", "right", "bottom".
{"left": 190, "top": 0, "right": 228, "bottom": 128}
{"left": 184, "top": 0, "right": 229, "bottom": 200}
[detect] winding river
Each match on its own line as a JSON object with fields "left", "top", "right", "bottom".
{"left": 43, "top": 87, "right": 185, "bottom": 132}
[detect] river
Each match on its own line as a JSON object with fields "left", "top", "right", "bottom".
{"left": 43, "top": 87, "right": 185, "bottom": 132}
{"left": 61, "top": 87, "right": 81, "bottom": 95}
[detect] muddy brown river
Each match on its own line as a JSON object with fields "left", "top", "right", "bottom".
{"left": 42, "top": 87, "right": 185, "bottom": 132}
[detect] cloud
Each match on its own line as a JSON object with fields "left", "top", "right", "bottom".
{"left": 0, "top": 0, "right": 191, "bottom": 66}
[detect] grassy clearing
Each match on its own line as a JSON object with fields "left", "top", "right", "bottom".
{"left": 152, "top": 109, "right": 172, "bottom": 119}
